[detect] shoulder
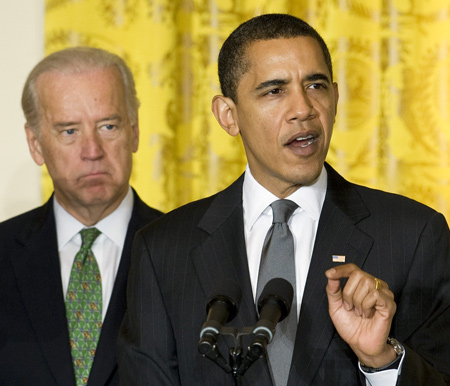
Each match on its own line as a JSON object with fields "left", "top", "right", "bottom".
{"left": 324, "top": 164, "right": 449, "bottom": 247}
{"left": 139, "top": 174, "right": 244, "bottom": 238}
{"left": 132, "top": 190, "right": 164, "bottom": 222}
{"left": 0, "top": 202, "right": 52, "bottom": 241}
{"left": 326, "top": 163, "right": 440, "bottom": 222}
{"left": 355, "top": 185, "right": 449, "bottom": 243}
{"left": 355, "top": 183, "right": 436, "bottom": 214}
{"left": 140, "top": 193, "right": 218, "bottom": 236}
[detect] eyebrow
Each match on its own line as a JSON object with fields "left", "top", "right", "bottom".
{"left": 254, "top": 72, "right": 331, "bottom": 92}
{"left": 53, "top": 121, "right": 79, "bottom": 129}
{"left": 255, "top": 79, "right": 288, "bottom": 92}
{"left": 305, "top": 73, "right": 331, "bottom": 83}
{"left": 96, "top": 114, "right": 122, "bottom": 125}
{"left": 52, "top": 114, "right": 122, "bottom": 129}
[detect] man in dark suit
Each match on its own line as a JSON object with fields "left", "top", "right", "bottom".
{"left": 0, "top": 47, "right": 162, "bottom": 386}
{"left": 118, "top": 14, "right": 450, "bottom": 386}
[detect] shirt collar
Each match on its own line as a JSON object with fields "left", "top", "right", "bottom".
{"left": 54, "top": 187, "right": 134, "bottom": 249}
{"left": 242, "top": 165, "right": 327, "bottom": 231}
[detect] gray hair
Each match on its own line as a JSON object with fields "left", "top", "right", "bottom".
{"left": 22, "top": 46, "right": 139, "bottom": 133}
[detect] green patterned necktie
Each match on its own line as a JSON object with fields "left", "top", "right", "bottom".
{"left": 65, "top": 227, "right": 102, "bottom": 386}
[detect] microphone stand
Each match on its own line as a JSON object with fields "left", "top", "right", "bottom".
{"left": 198, "top": 325, "right": 266, "bottom": 385}
{"left": 198, "top": 278, "right": 292, "bottom": 384}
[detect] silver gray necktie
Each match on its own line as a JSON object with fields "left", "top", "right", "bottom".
{"left": 256, "top": 199, "right": 298, "bottom": 386}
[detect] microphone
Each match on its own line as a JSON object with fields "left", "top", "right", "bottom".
{"left": 254, "top": 277, "right": 294, "bottom": 343}
{"left": 198, "top": 280, "right": 242, "bottom": 373}
{"left": 237, "top": 278, "right": 294, "bottom": 375}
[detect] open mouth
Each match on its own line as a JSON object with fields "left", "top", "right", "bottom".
{"left": 294, "top": 134, "right": 315, "bottom": 148}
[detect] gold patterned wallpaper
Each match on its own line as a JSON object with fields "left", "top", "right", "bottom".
{"left": 44, "top": 0, "right": 450, "bottom": 221}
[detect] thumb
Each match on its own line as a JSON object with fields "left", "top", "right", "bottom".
{"left": 325, "top": 269, "right": 344, "bottom": 308}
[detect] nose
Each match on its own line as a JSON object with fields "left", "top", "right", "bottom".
{"left": 286, "top": 88, "right": 315, "bottom": 122}
{"left": 81, "top": 130, "right": 104, "bottom": 160}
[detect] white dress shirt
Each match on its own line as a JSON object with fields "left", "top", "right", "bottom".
{"left": 242, "top": 165, "right": 402, "bottom": 385}
{"left": 243, "top": 165, "right": 326, "bottom": 317}
{"left": 55, "top": 187, "right": 134, "bottom": 321}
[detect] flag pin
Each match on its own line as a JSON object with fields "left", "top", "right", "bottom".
{"left": 332, "top": 255, "right": 346, "bottom": 263}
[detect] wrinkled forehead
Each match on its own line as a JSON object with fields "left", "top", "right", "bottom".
{"left": 35, "top": 67, "right": 127, "bottom": 123}
{"left": 35, "top": 67, "right": 124, "bottom": 105}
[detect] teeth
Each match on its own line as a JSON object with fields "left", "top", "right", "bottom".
{"left": 295, "top": 134, "right": 314, "bottom": 141}
{"left": 295, "top": 134, "right": 315, "bottom": 148}
{"left": 301, "top": 138, "right": 314, "bottom": 147}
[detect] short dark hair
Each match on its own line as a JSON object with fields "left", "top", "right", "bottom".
{"left": 218, "top": 13, "right": 333, "bottom": 103}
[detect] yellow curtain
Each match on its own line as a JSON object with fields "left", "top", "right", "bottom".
{"left": 44, "top": 0, "right": 450, "bottom": 221}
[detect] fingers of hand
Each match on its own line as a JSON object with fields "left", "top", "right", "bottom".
{"left": 325, "top": 263, "right": 359, "bottom": 300}
{"left": 325, "top": 263, "right": 359, "bottom": 280}
{"left": 342, "top": 271, "right": 393, "bottom": 318}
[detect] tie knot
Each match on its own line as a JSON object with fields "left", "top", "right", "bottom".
{"left": 80, "top": 227, "right": 101, "bottom": 249}
{"left": 270, "top": 199, "right": 298, "bottom": 224}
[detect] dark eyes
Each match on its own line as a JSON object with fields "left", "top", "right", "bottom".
{"left": 265, "top": 83, "right": 326, "bottom": 96}
{"left": 309, "top": 83, "right": 326, "bottom": 90}
{"left": 267, "top": 88, "right": 282, "bottom": 95}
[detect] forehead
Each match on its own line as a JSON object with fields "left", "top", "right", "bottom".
{"left": 239, "top": 37, "right": 330, "bottom": 90}
{"left": 35, "top": 67, "right": 125, "bottom": 116}
{"left": 36, "top": 66, "right": 123, "bottom": 101}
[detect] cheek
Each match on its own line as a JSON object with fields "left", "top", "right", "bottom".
{"left": 40, "top": 146, "right": 68, "bottom": 169}
{"left": 236, "top": 104, "right": 284, "bottom": 150}
{"left": 45, "top": 157, "right": 76, "bottom": 183}
{"left": 109, "top": 143, "right": 134, "bottom": 171}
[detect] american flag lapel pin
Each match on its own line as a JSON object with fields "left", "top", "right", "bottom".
{"left": 332, "top": 255, "right": 346, "bottom": 263}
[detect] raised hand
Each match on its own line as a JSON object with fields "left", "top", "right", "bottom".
{"left": 325, "top": 263, "right": 397, "bottom": 368}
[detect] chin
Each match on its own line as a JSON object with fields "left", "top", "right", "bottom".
{"left": 290, "top": 164, "right": 323, "bottom": 186}
{"left": 80, "top": 186, "right": 114, "bottom": 203}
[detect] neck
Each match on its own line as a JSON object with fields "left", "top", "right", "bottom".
{"left": 54, "top": 189, "right": 128, "bottom": 226}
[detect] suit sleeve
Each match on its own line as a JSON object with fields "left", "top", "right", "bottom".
{"left": 395, "top": 212, "right": 450, "bottom": 386}
{"left": 117, "top": 230, "right": 181, "bottom": 386}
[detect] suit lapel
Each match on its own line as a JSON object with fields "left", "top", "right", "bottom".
{"left": 191, "top": 175, "right": 257, "bottom": 327}
{"left": 288, "top": 164, "right": 374, "bottom": 385}
{"left": 190, "top": 175, "right": 273, "bottom": 383}
{"left": 11, "top": 199, "right": 76, "bottom": 386}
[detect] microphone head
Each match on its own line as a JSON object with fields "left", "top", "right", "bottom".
{"left": 206, "top": 279, "right": 242, "bottom": 322}
{"left": 257, "top": 278, "right": 294, "bottom": 322}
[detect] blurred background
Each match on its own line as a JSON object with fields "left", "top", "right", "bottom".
{"left": 2, "top": 0, "right": 450, "bottom": 222}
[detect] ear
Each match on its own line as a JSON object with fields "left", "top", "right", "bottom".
{"left": 25, "top": 124, "right": 45, "bottom": 166}
{"left": 211, "top": 95, "right": 240, "bottom": 137}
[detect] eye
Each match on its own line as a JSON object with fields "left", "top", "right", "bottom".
{"left": 65, "top": 128, "right": 76, "bottom": 135}
{"left": 103, "top": 124, "right": 116, "bottom": 130}
{"left": 267, "top": 88, "right": 283, "bottom": 95}
{"left": 308, "top": 83, "right": 326, "bottom": 90}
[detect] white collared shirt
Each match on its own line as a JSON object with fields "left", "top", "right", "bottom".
{"left": 55, "top": 187, "right": 134, "bottom": 321}
{"left": 242, "top": 165, "right": 327, "bottom": 317}
{"left": 242, "top": 165, "right": 402, "bottom": 385}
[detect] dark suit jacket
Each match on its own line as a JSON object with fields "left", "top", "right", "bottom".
{"left": 118, "top": 165, "right": 450, "bottom": 386}
{"left": 0, "top": 190, "right": 162, "bottom": 386}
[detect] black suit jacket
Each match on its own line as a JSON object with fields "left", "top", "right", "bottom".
{"left": 0, "top": 190, "right": 162, "bottom": 386}
{"left": 118, "top": 165, "right": 450, "bottom": 385}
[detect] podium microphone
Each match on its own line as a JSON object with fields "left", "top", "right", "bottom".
{"left": 198, "top": 280, "right": 242, "bottom": 372}
{"left": 237, "top": 278, "right": 294, "bottom": 375}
